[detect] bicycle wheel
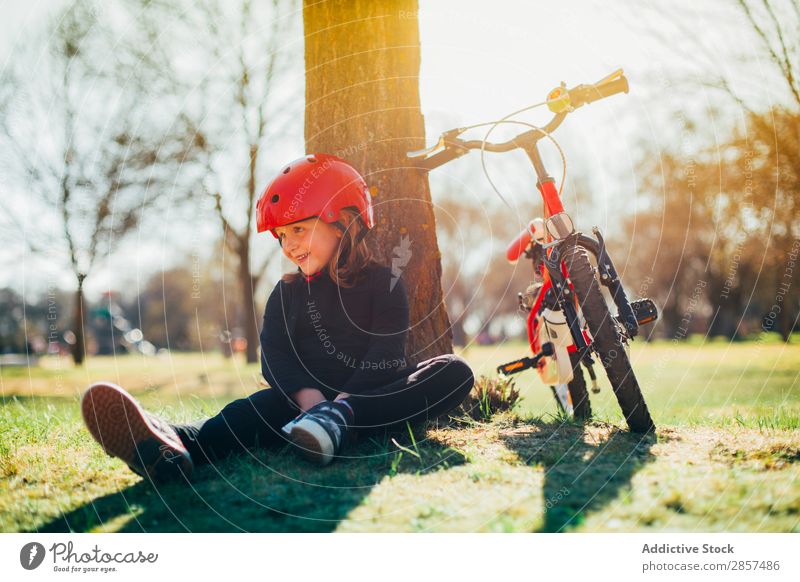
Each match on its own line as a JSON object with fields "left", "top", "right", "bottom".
{"left": 562, "top": 243, "right": 655, "bottom": 433}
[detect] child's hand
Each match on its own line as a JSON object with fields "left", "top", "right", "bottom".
{"left": 334, "top": 392, "right": 351, "bottom": 401}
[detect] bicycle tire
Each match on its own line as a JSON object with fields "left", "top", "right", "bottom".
{"left": 562, "top": 243, "right": 655, "bottom": 433}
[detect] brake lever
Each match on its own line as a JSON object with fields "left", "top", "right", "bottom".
{"left": 406, "top": 128, "right": 466, "bottom": 159}
{"left": 406, "top": 135, "right": 446, "bottom": 159}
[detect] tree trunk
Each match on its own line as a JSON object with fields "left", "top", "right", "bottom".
{"left": 303, "top": 0, "right": 452, "bottom": 364}
{"left": 72, "top": 274, "right": 86, "bottom": 365}
{"left": 450, "top": 311, "right": 467, "bottom": 347}
{"left": 238, "top": 241, "right": 259, "bottom": 364}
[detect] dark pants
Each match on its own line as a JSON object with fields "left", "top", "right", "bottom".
{"left": 173, "top": 354, "right": 474, "bottom": 466}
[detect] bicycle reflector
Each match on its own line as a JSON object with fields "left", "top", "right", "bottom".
{"left": 630, "top": 298, "right": 659, "bottom": 325}
{"left": 546, "top": 212, "right": 575, "bottom": 239}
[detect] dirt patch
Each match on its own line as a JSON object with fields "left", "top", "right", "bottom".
{"left": 712, "top": 439, "right": 800, "bottom": 471}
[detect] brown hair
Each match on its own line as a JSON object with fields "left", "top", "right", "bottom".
{"left": 280, "top": 208, "right": 374, "bottom": 288}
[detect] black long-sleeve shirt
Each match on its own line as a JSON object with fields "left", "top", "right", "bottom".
{"left": 259, "top": 261, "right": 409, "bottom": 396}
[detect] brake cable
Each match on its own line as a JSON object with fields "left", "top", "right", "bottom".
{"left": 480, "top": 118, "right": 568, "bottom": 213}
{"left": 445, "top": 99, "right": 569, "bottom": 216}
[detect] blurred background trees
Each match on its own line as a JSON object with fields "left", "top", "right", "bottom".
{"left": 0, "top": 1, "right": 206, "bottom": 363}
{"left": 109, "top": 0, "right": 302, "bottom": 363}
{"left": 617, "top": 0, "right": 799, "bottom": 342}
{"left": 0, "top": 0, "right": 797, "bottom": 368}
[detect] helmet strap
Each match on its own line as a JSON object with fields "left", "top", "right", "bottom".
{"left": 354, "top": 226, "right": 370, "bottom": 245}
{"left": 333, "top": 217, "right": 371, "bottom": 246}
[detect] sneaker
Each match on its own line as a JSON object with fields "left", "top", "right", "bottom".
{"left": 81, "top": 382, "right": 194, "bottom": 483}
{"left": 284, "top": 401, "right": 353, "bottom": 466}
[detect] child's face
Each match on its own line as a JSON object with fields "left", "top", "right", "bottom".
{"left": 275, "top": 216, "right": 343, "bottom": 275}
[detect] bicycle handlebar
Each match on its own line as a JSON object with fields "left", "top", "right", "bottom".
{"left": 568, "top": 75, "right": 629, "bottom": 108}
{"left": 407, "top": 69, "right": 629, "bottom": 171}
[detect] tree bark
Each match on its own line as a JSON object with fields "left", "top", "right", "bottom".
{"left": 303, "top": 0, "right": 452, "bottom": 364}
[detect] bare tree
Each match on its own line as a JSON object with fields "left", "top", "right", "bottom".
{"left": 434, "top": 191, "right": 537, "bottom": 346}
{"left": 118, "top": 0, "right": 302, "bottom": 363}
{"left": 631, "top": 0, "right": 799, "bottom": 112}
{"left": 735, "top": 0, "right": 800, "bottom": 108}
{"left": 0, "top": 1, "right": 203, "bottom": 364}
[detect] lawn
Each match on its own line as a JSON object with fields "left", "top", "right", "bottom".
{"left": 1, "top": 339, "right": 798, "bottom": 532}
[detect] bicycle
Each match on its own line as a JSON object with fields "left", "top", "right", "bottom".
{"left": 407, "top": 69, "right": 657, "bottom": 433}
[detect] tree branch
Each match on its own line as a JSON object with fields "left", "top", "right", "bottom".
{"left": 737, "top": 0, "right": 800, "bottom": 107}
{"left": 760, "top": 0, "right": 800, "bottom": 107}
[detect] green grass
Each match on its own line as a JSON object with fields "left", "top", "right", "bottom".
{"left": 1, "top": 342, "right": 799, "bottom": 532}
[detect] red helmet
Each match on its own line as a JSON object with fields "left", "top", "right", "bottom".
{"left": 256, "top": 154, "right": 375, "bottom": 242}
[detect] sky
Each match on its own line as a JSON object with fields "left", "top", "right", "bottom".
{"left": 0, "top": 0, "right": 785, "bottom": 302}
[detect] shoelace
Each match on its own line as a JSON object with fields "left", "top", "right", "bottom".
{"left": 145, "top": 411, "right": 172, "bottom": 433}
{"left": 144, "top": 411, "right": 182, "bottom": 447}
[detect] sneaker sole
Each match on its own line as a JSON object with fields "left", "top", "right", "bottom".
{"left": 290, "top": 420, "right": 334, "bottom": 466}
{"left": 81, "top": 382, "right": 193, "bottom": 481}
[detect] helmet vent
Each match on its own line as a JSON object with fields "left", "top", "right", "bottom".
{"left": 282, "top": 167, "right": 290, "bottom": 174}
{"left": 271, "top": 194, "right": 279, "bottom": 203}
{"left": 308, "top": 157, "right": 318, "bottom": 163}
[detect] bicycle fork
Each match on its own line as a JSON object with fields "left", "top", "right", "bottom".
{"left": 541, "top": 236, "right": 600, "bottom": 391}
{"left": 523, "top": 141, "right": 603, "bottom": 390}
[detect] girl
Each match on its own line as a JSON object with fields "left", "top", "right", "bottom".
{"left": 81, "top": 154, "right": 475, "bottom": 483}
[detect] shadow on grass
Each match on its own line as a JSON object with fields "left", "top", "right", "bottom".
{"left": 32, "top": 426, "right": 466, "bottom": 533}
{"left": 500, "top": 418, "right": 656, "bottom": 532}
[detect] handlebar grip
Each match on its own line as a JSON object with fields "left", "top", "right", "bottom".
{"left": 578, "top": 76, "right": 629, "bottom": 106}
{"left": 506, "top": 222, "right": 535, "bottom": 264}
{"left": 595, "top": 76, "right": 628, "bottom": 99}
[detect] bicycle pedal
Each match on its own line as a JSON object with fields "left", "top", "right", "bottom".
{"left": 497, "top": 357, "right": 534, "bottom": 375}
{"left": 497, "top": 344, "right": 553, "bottom": 376}
{"left": 630, "top": 298, "right": 658, "bottom": 325}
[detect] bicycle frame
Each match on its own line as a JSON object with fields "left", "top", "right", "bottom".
{"left": 518, "top": 136, "right": 591, "bottom": 351}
